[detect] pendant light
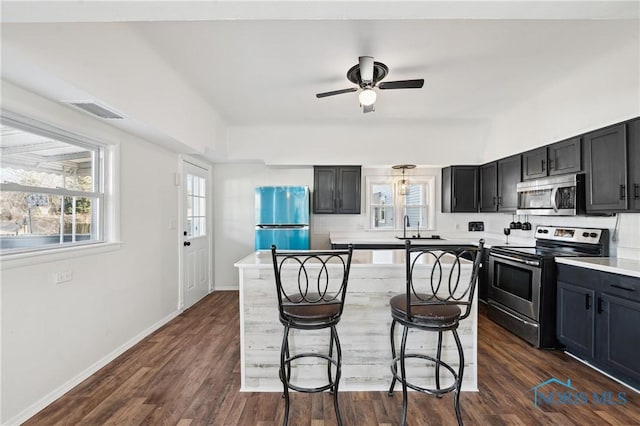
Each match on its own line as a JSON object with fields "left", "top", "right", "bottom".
{"left": 392, "top": 164, "right": 416, "bottom": 196}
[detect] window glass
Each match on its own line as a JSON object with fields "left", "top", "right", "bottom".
{"left": 186, "top": 174, "right": 206, "bottom": 238}
{"left": 0, "top": 118, "right": 104, "bottom": 253}
{"left": 368, "top": 175, "right": 435, "bottom": 231}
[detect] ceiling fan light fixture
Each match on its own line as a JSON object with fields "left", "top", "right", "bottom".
{"left": 359, "top": 88, "right": 377, "bottom": 106}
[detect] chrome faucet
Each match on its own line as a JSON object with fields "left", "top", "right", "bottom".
{"left": 403, "top": 214, "right": 410, "bottom": 239}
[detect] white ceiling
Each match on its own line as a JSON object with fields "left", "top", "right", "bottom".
{"left": 1, "top": 1, "right": 639, "bottom": 158}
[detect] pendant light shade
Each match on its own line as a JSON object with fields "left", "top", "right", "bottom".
{"left": 392, "top": 164, "right": 416, "bottom": 196}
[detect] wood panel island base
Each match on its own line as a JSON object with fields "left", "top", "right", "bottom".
{"left": 234, "top": 249, "right": 478, "bottom": 393}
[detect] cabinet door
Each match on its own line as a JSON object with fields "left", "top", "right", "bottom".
{"left": 313, "top": 167, "right": 337, "bottom": 213}
{"left": 628, "top": 118, "right": 640, "bottom": 211}
{"left": 557, "top": 281, "right": 596, "bottom": 359}
{"left": 548, "top": 137, "right": 581, "bottom": 176}
{"left": 596, "top": 293, "right": 640, "bottom": 387}
{"left": 336, "top": 166, "right": 361, "bottom": 214}
{"left": 497, "top": 155, "right": 521, "bottom": 212}
{"left": 584, "top": 124, "right": 627, "bottom": 212}
{"left": 522, "top": 147, "right": 547, "bottom": 180}
{"left": 452, "top": 166, "right": 479, "bottom": 212}
{"left": 479, "top": 162, "right": 498, "bottom": 212}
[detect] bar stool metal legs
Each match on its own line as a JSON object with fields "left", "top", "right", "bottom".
{"left": 278, "top": 324, "right": 344, "bottom": 426}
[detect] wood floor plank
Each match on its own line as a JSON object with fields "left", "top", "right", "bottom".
{"left": 23, "top": 292, "right": 640, "bottom": 425}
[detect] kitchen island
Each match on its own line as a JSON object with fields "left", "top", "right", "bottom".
{"left": 234, "top": 248, "right": 479, "bottom": 393}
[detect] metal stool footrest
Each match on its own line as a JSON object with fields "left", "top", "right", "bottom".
{"left": 281, "top": 352, "right": 340, "bottom": 394}
{"left": 390, "top": 353, "right": 459, "bottom": 395}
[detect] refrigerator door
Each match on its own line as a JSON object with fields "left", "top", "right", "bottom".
{"left": 255, "top": 227, "right": 310, "bottom": 250}
{"left": 255, "top": 186, "right": 309, "bottom": 225}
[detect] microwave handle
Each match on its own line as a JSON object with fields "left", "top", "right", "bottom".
{"left": 551, "top": 186, "right": 559, "bottom": 213}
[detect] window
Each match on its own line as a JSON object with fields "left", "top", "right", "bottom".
{"left": 368, "top": 175, "right": 436, "bottom": 231}
{"left": 186, "top": 173, "right": 206, "bottom": 238}
{"left": 0, "top": 112, "right": 108, "bottom": 254}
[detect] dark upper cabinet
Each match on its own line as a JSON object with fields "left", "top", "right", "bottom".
{"left": 479, "top": 162, "right": 498, "bottom": 212}
{"left": 522, "top": 147, "right": 547, "bottom": 180}
{"left": 584, "top": 124, "right": 628, "bottom": 212}
{"left": 523, "top": 137, "right": 582, "bottom": 181}
{"left": 313, "top": 166, "right": 361, "bottom": 214}
{"left": 497, "top": 154, "right": 521, "bottom": 212}
{"left": 628, "top": 118, "right": 640, "bottom": 211}
{"left": 441, "top": 166, "right": 479, "bottom": 213}
{"left": 548, "top": 137, "right": 582, "bottom": 176}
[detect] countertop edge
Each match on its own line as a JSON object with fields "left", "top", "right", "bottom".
{"left": 555, "top": 257, "right": 640, "bottom": 279}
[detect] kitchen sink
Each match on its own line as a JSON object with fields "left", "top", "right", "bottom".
{"left": 395, "top": 235, "right": 443, "bottom": 240}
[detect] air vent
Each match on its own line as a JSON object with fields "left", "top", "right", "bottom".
{"left": 66, "top": 102, "right": 123, "bottom": 119}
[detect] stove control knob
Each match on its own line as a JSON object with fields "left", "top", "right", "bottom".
{"left": 542, "top": 229, "right": 549, "bottom": 234}
{"left": 590, "top": 232, "right": 598, "bottom": 238}
{"left": 537, "top": 229, "right": 543, "bottom": 233}
{"left": 582, "top": 232, "right": 590, "bottom": 237}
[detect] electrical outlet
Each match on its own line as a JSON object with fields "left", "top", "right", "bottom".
{"left": 54, "top": 270, "right": 73, "bottom": 284}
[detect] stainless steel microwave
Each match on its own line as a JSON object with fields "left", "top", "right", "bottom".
{"left": 516, "top": 173, "right": 584, "bottom": 216}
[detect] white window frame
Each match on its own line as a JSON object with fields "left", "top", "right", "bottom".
{"left": 366, "top": 175, "right": 436, "bottom": 231}
{"left": 0, "top": 110, "right": 116, "bottom": 257}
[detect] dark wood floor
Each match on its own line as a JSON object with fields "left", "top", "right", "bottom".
{"left": 25, "top": 291, "right": 639, "bottom": 425}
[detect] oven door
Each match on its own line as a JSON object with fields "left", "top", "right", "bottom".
{"left": 488, "top": 252, "right": 541, "bottom": 321}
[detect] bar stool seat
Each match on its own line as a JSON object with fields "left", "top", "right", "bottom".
{"left": 390, "top": 294, "right": 462, "bottom": 325}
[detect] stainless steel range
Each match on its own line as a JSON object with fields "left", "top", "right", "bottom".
{"left": 488, "top": 225, "right": 609, "bottom": 348}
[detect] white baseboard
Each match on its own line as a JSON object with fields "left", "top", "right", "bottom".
{"left": 213, "top": 285, "right": 239, "bottom": 291}
{"left": 5, "top": 310, "right": 181, "bottom": 426}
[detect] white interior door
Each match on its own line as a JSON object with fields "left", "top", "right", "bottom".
{"left": 182, "top": 160, "right": 211, "bottom": 309}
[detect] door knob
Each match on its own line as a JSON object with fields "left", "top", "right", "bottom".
{"left": 184, "top": 241, "right": 191, "bottom": 247}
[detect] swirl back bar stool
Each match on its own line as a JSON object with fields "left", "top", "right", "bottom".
{"left": 270, "top": 244, "right": 353, "bottom": 426}
{"left": 388, "top": 240, "right": 484, "bottom": 425}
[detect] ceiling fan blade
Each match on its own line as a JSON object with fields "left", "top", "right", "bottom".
{"left": 316, "top": 88, "right": 358, "bottom": 98}
{"left": 359, "top": 56, "right": 374, "bottom": 84}
{"left": 378, "top": 79, "right": 425, "bottom": 90}
{"left": 363, "top": 104, "right": 375, "bottom": 114}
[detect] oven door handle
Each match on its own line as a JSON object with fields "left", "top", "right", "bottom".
{"left": 491, "top": 252, "right": 540, "bottom": 267}
{"left": 551, "top": 186, "right": 559, "bottom": 213}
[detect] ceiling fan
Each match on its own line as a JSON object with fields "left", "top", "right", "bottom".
{"left": 315, "top": 56, "right": 424, "bottom": 113}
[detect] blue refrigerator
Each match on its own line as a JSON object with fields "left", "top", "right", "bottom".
{"left": 255, "top": 186, "right": 310, "bottom": 250}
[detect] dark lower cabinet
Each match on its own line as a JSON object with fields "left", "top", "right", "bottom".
{"left": 557, "top": 264, "right": 640, "bottom": 389}
{"left": 557, "top": 281, "right": 596, "bottom": 359}
{"left": 596, "top": 293, "right": 640, "bottom": 385}
{"left": 441, "top": 166, "right": 479, "bottom": 212}
{"left": 313, "top": 166, "right": 361, "bottom": 214}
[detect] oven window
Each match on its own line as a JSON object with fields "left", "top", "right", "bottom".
{"left": 495, "top": 263, "right": 533, "bottom": 301}
{"left": 519, "top": 188, "right": 553, "bottom": 209}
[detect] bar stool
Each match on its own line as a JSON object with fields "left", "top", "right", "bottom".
{"left": 388, "top": 240, "right": 484, "bottom": 426}
{"left": 271, "top": 244, "right": 353, "bottom": 426}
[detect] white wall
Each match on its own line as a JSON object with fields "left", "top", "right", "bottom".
{"left": 0, "top": 82, "right": 182, "bottom": 424}
{"left": 482, "top": 38, "right": 639, "bottom": 162}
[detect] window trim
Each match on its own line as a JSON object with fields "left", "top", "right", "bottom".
{"left": 366, "top": 174, "right": 436, "bottom": 231}
{"left": 0, "top": 110, "right": 116, "bottom": 257}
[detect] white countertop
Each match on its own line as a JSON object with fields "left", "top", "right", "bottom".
{"left": 329, "top": 231, "right": 534, "bottom": 249}
{"left": 556, "top": 257, "right": 640, "bottom": 279}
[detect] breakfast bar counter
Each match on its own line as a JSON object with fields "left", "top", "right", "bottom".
{"left": 234, "top": 249, "right": 478, "bottom": 393}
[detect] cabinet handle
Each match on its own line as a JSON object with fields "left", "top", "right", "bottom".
{"left": 634, "top": 183, "right": 640, "bottom": 200}
{"left": 610, "top": 283, "right": 635, "bottom": 292}
{"left": 492, "top": 196, "right": 497, "bottom": 206}
{"left": 453, "top": 196, "right": 457, "bottom": 208}
{"left": 548, "top": 158, "right": 554, "bottom": 170}
{"left": 597, "top": 297, "right": 604, "bottom": 314}
{"left": 620, "top": 184, "right": 626, "bottom": 200}
{"left": 585, "top": 293, "right": 591, "bottom": 310}
{"left": 541, "top": 159, "right": 546, "bottom": 172}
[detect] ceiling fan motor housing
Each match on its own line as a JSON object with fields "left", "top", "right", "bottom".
{"left": 347, "top": 61, "right": 389, "bottom": 87}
